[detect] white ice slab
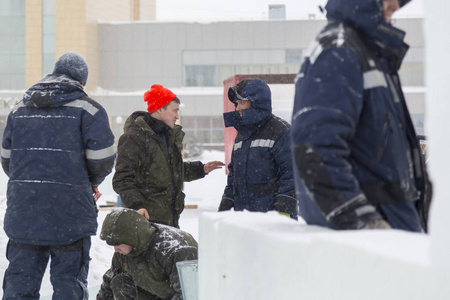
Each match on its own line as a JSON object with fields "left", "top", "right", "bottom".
{"left": 199, "top": 211, "right": 450, "bottom": 300}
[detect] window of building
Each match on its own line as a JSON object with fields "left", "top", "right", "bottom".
{"left": 183, "top": 49, "right": 303, "bottom": 87}
{"left": 183, "top": 65, "right": 217, "bottom": 87}
{"left": 182, "top": 116, "right": 224, "bottom": 145}
{"left": 399, "top": 62, "right": 424, "bottom": 86}
{"left": 0, "top": 0, "right": 26, "bottom": 90}
{"left": 285, "top": 49, "right": 303, "bottom": 64}
{"left": 269, "top": 4, "right": 286, "bottom": 20}
{"left": 399, "top": 47, "right": 424, "bottom": 87}
{"left": 410, "top": 114, "right": 424, "bottom": 135}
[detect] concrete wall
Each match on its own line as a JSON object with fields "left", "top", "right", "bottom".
{"left": 55, "top": 1, "right": 87, "bottom": 73}
{"left": 97, "top": 20, "right": 327, "bottom": 91}
{"left": 97, "top": 18, "right": 424, "bottom": 89}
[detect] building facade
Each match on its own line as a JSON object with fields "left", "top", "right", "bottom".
{"left": 96, "top": 18, "right": 425, "bottom": 146}
{"left": 0, "top": 0, "right": 156, "bottom": 91}
{"left": 0, "top": 2, "right": 425, "bottom": 148}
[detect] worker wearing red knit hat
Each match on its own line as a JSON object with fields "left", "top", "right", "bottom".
{"left": 144, "top": 84, "right": 177, "bottom": 114}
{"left": 113, "top": 84, "right": 224, "bottom": 227}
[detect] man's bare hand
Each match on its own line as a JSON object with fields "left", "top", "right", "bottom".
{"left": 137, "top": 208, "right": 150, "bottom": 220}
{"left": 204, "top": 161, "right": 225, "bottom": 174}
{"left": 365, "top": 219, "right": 391, "bottom": 229}
{"left": 92, "top": 188, "right": 102, "bottom": 202}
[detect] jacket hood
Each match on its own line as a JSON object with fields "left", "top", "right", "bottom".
{"left": 100, "top": 208, "right": 156, "bottom": 257}
{"left": 23, "top": 74, "right": 86, "bottom": 108}
{"left": 224, "top": 79, "right": 272, "bottom": 138}
{"left": 325, "top": 0, "right": 409, "bottom": 70}
{"left": 123, "top": 111, "right": 148, "bottom": 132}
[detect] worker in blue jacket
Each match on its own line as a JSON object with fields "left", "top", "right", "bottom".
{"left": 1, "top": 52, "right": 116, "bottom": 299}
{"left": 291, "top": 0, "right": 431, "bottom": 231}
{"left": 219, "top": 78, "right": 297, "bottom": 218}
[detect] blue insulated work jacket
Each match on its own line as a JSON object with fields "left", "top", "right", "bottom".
{"left": 1, "top": 74, "right": 116, "bottom": 245}
{"left": 220, "top": 79, "right": 297, "bottom": 217}
{"left": 290, "top": 0, "right": 430, "bottom": 231}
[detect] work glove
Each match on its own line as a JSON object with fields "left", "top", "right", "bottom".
{"left": 110, "top": 273, "right": 137, "bottom": 300}
{"left": 218, "top": 197, "right": 234, "bottom": 211}
{"left": 278, "top": 211, "right": 290, "bottom": 218}
{"left": 364, "top": 219, "right": 391, "bottom": 230}
{"left": 273, "top": 194, "right": 297, "bottom": 218}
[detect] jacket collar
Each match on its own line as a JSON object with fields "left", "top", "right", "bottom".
{"left": 223, "top": 109, "right": 271, "bottom": 139}
{"left": 23, "top": 74, "right": 86, "bottom": 108}
{"left": 325, "top": 0, "right": 409, "bottom": 71}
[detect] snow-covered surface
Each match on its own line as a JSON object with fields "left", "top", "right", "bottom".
{"left": 199, "top": 211, "right": 450, "bottom": 300}
{"left": 424, "top": 0, "right": 450, "bottom": 273}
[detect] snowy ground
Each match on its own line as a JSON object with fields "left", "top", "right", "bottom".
{"left": 0, "top": 150, "right": 227, "bottom": 299}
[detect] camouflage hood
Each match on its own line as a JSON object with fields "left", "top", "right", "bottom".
{"left": 100, "top": 208, "right": 156, "bottom": 257}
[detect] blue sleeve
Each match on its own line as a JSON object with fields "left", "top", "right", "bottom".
{"left": 291, "top": 46, "right": 380, "bottom": 229}
{"left": 272, "top": 129, "right": 297, "bottom": 216}
{"left": 219, "top": 151, "right": 235, "bottom": 211}
{"left": 83, "top": 107, "right": 116, "bottom": 187}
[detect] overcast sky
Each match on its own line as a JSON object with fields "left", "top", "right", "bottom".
{"left": 156, "top": 0, "right": 424, "bottom": 22}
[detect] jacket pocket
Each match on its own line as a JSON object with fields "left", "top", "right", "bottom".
{"left": 250, "top": 180, "right": 279, "bottom": 196}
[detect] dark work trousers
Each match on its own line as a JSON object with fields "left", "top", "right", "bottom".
{"left": 2, "top": 237, "right": 91, "bottom": 300}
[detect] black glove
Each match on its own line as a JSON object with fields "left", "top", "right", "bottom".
{"left": 110, "top": 273, "right": 137, "bottom": 300}
{"left": 273, "top": 194, "right": 297, "bottom": 217}
{"left": 218, "top": 197, "right": 234, "bottom": 211}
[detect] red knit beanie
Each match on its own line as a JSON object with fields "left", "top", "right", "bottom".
{"left": 144, "top": 84, "right": 176, "bottom": 114}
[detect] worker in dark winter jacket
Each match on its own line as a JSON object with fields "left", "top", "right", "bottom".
{"left": 113, "top": 84, "right": 224, "bottom": 228}
{"left": 291, "top": 0, "right": 431, "bottom": 231}
{"left": 1, "top": 51, "right": 116, "bottom": 299}
{"left": 219, "top": 79, "right": 297, "bottom": 218}
{"left": 97, "top": 208, "right": 198, "bottom": 300}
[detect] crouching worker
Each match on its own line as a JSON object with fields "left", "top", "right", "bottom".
{"left": 97, "top": 208, "right": 198, "bottom": 300}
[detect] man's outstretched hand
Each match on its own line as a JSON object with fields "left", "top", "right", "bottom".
{"left": 204, "top": 161, "right": 225, "bottom": 174}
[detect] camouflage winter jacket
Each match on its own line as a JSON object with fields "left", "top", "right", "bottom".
{"left": 113, "top": 111, "right": 205, "bottom": 228}
{"left": 97, "top": 208, "right": 198, "bottom": 300}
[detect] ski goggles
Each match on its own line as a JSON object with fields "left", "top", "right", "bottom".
{"left": 228, "top": 85, "right": 252, "bottom": 103}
